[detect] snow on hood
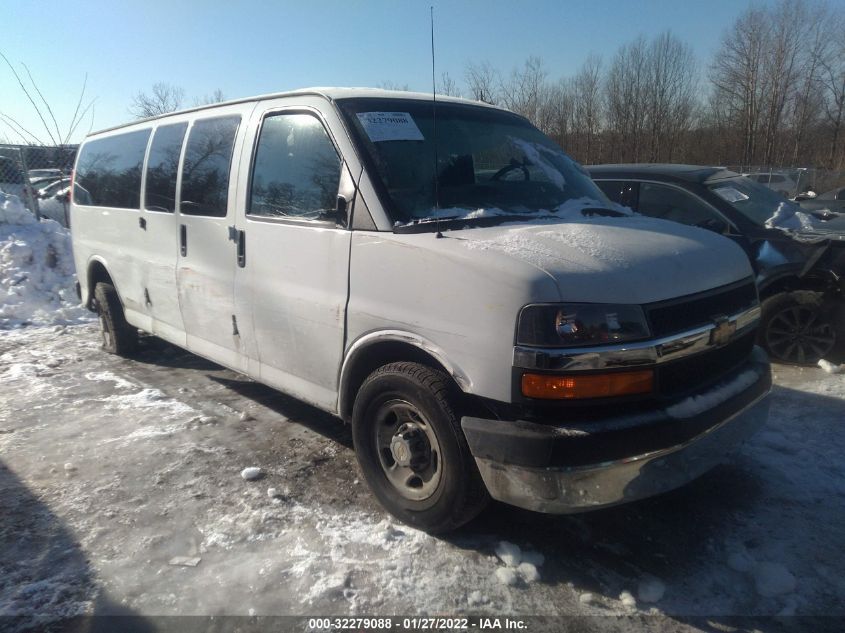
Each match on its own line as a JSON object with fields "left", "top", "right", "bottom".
{"left": 0, "top": 193, "right": 91, "bottom": 328}
{"left": 451, "top": 213, "right": 752, "bottom": 304}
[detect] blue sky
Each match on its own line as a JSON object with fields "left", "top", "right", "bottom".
{"left": 1, "top": 0, "right": 785, "bottom": 144}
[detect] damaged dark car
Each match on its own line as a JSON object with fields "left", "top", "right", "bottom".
{"left": 587, "top": 164, "right": 845, "bottom": 365}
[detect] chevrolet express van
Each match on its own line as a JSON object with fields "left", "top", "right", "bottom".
{"left": 70, "top": 89, "right": 771, "bottom": 532}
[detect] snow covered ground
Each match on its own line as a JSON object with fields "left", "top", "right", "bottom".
{"left": 1, "top": 323, "right": 844, "bottom": 631}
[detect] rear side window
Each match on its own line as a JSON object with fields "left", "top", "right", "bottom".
{"left": 75, "top": 129, "right": 151, "bottom": 208}
{"left": 180, "top": 116, "right": 240, "bottom": 217}
{"left": 248, "top": 113, "right": 341, "bottom": 219}
{"left": 144, "top": 122, "right": 187, "bottom": 213}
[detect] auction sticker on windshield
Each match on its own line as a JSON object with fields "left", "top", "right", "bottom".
{"left": 356, "top": 112, "right": 424, "bottom": 142}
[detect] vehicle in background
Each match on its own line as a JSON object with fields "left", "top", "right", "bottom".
{"left": 795, "top": 186, "right": 845, "bottom": 215}
{"left": 34, "top": 178, "right": 73, "bottom": 226}
{"left": 27, "top": 168, "right": 64, "bottom": 181}
{"left": 588, "top": 164, "right": 845, "bottom": 365}
{"left": 741, "top": 171, "right": 803, "bottom": 198}
{"left": 71, "top": 90, "right": 770, "bottom": 532}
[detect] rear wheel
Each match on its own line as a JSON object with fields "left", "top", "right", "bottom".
{"left": 760, "top": 291, "right": 837, "bottom": 365}
{"left": 351, "top": 362, "right": 489, "bottom": 533}
{"left": 94, "top": 282, "right": 138, "bottom": 356}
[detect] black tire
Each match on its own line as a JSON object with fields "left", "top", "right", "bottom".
{"left": 94, "top": 282, "right": 138, "bottom": 356}
{"left": 759, "top": 291, "right": 838, "bottom": 365}
{"left": 351, "top": 362, "right": 489, "bottom": 533}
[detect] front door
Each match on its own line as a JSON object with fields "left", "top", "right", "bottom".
{"left": 241, "top": 105, "right": 354, "bottom": 410}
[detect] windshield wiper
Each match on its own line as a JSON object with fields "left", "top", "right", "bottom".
{"left": 394, "top": 213, "right": 535, "bottom": 234}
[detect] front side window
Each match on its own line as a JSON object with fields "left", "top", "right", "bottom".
{"left": 75, "top": 129, "right": 150, "bottom": 208}
{"left": 248, "top": 113, "right": 341, "bottom": 219}
{"left": 145, "top": 122, "right": 187, "bottom": 213}
{"left": 180, "top": 116, "right": 240, "bottom": 217}
{"left": 337, "top": 98, "right": 607, "bottom": 226}
{"left": 638, "top": 183, "right": 726, "bottom": 232}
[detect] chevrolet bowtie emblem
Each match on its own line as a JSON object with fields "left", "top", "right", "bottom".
{"left": 710, "top": 317, "right": 737, "bottom": 347}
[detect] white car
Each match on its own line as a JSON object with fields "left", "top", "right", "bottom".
{"left": 35, "top": 178, "right": 72, "bottom": 225}
{"left": 70, "top": 88, "right": 771, "bottom": 532}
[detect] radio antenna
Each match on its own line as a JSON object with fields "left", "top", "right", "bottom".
{"left": 431, "top": 5, "right": 440, "bottom": 218}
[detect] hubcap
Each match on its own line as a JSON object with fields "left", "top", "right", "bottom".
{"left": 766, "top": 305, "right": 835, "bottom": 364}
{"left": 374, "top": 400, "right": 442, "bottom": 501}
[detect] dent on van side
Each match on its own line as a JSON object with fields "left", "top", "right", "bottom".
{"left": 70, "top": 88, "right": 770, "bottom": 533}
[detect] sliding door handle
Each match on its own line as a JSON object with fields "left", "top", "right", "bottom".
{"left": 180, "top": 224, "right": 187, "bottom": 256}
{"left": 237, "top": 230, "right": 246, "bottom": 268}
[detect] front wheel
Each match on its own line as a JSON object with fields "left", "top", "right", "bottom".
{"left": 760, "top": 291, "right": 837, "bottom": 365}
{"left": 94, "top": 282, "right": 138, "bottom": 356}
{"left": 351, "top": 362, "right": 489, "bottom": 533}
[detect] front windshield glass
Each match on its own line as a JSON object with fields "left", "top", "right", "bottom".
{"left": 707, "top": 177, "right": 800, "bottom": 226}
{"left": 337, "top": 98, "right": 608, "bottom": 225}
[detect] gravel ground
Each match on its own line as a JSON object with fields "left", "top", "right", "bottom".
{"left": 1, "top": 323, "right": 844, "bottom": 631}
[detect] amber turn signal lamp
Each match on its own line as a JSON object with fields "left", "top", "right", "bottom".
{"left": 521, "top": 370, "right": 654, "bottom": 400}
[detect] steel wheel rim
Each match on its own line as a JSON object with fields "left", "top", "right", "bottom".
{"left": 766, "top": 305, "right": 835, "bottom": 364}
{"left": 373, "top": 399, "right": 442, "bottom": 501}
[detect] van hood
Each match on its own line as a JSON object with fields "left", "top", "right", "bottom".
{"left": 434, "top": 216, "right": 753, "bottom": 304}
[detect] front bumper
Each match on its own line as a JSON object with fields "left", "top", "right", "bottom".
{"left": 461, "top": 347, "right": 771, "bottom": 513}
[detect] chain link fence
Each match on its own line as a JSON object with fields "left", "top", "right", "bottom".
{"left": 0, "top": 144, "right": 77, "bottom": 226}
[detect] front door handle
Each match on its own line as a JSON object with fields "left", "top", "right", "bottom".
{"left": 237, "top": 230, "right": 246, "bottom": 268}
{"left": 180, "top": 224, "right": 187, "bottom": 256}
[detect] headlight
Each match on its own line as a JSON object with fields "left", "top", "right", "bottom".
{"left": 516, "top": 303, "right": 650, "bottom": 347}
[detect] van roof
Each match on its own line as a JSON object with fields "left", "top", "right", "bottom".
{"left": 90, "top": 87, "right": 506, "bottom": 137}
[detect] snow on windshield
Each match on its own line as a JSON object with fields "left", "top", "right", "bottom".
{"left": 507, "top": 137, "right": 568, "bottom": 191}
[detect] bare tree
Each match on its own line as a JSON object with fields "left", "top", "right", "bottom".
{"left": 129, "top": 82, "right": 185, "bottom": 118}
{"left": 499, "top": 56, "right": 549, "bottom": 124}
{"left": 465, "top": 61, "right": 499, "bottom": 104}
{"left": 437, "top": 72, "right": 460, "bottom": 97}
{"left": 819, "top": 9, "right": 845, "bottom": 169}
{"left": 193, "top": 89, "right": 227, "bottom": 107}
{"left": 0, "top": 51, "right": 96, "bottom": 145}
{"left": 572, "top": 55, "right": 604, "bottom": 163}
{"left": 710, "top": 6, "right": 770, "bottom": 166}
{"left": 377, "top": 80, "right": 411, "bottom": 92}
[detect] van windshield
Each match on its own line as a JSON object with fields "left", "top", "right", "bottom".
{"left": 337, "top": 98, "right": 609, "bottom": 227}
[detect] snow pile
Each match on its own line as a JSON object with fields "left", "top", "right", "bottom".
{"left": 818, "top": 359, "right": 844, "bottom": 374}
{"left": 493, "top": 540, "right": 544, "bottom": 585}
{"left": 0, "top": 193, "right": 89, "bottom": 328}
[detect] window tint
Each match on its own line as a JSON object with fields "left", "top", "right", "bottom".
{"left": 145, "top": 122, "right": 187, "bottom": 213}
{"left": 75, "top": 129, "right": 150, "bottom": 208}
{"left": 180, "top": 116, "right": 240, "bottom": 217}
{"left": 638, "top": 183, "right": 726, "bottom": 232}
{"left": 595, "top": 180, "right": 638, "bottom": 210}
{"left": 249, "top": 113, "right": 341, "bottom": 219}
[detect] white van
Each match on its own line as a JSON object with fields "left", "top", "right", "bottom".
{"left": 71, "top": 88, "right": 770, "bottom": 532}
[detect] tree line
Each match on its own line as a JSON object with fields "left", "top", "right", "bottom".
{"left": 442, "top": 0, "right": 845, "bottom": 172}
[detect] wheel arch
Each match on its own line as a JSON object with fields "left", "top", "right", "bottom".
{"left": 85, "top": 257, "right": 116, "bottom": 310}
{"left": 758, "top": 268, "right": 841, "bottom": 301}
{"left": 337, "top": 331, "right": 471, "bottom": 422}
